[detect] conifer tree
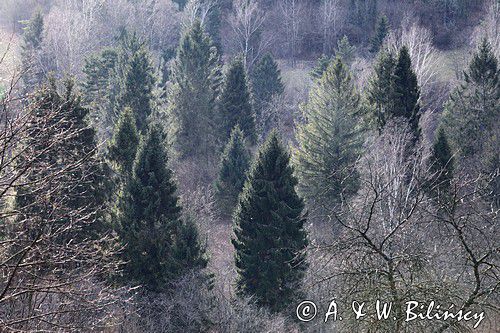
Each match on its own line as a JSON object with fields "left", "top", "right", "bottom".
{"left": 390, "top": 46, "right": 421, "bottom": 139}
{"left": 442, "top": 39, "right": 499, "bottom": 159}
{"left": 15, "top": 79, "right": 109, "bottom": 238}
{"left": 169, "top": 21, "right": 221, "bottom": 160}
{"left": 219, "top": 57, "right": 255, "bottom": 142}
{"left": 215, "top": 125, "right": 251, "bottom": 215}
{"left": 310, "top": 54, "right": 332, "bottom": 81}
{"left": 108, "top": 107, "right": 140, "bottom": 176}
{"left": 250, "top": 54, "right": 284, "bottom": 120}
{"left": 20, "top": 10, "right": 45, "bottom": 89}
{"left": 118, "top": 124, "right": 207, "bottom": 291}
{"left": 367, "top": 49, "right": 396, "bottom": 132}
{"left": 336, "top": 35, "right": 356, "bottom": 65}
{"left": 119, "top": 43, "right": 156, "bottom": 133}
{"left": 232, "top": 131, "right": 307, "bottom": 312}
{"left": 370, "top": 15, "right": 389, "bottom": 54}
{"left": 429, "top": 128, "right": 454, "bottom": 196}
{"left": 82, "top": 32, "right": 148, "bottom": 141}
{"left": 294, "top": 58, "right": 363, "bottom": 210}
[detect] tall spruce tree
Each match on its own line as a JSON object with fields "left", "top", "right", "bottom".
{"left": 336, "top": 35, "right": 356, "bottom": 65}
{"left": 15, "top": 79, "right": 110, "bottom": 239}
{"left": 294, "top": 57, "right": 363, "bottom": 210}
{"left": 219, "top": 57, "right": 255, "bottom": 142}
{"left": 169, "top": 21, "right": 221, "bottom": 161}
{"left": 370, "top": 15, "right": 389, "bottom": 54}
{"left": 442, "top": 39, "right": 499, "bottom": 159}
{"left": 82, "top": 32, "right": 148, "bottom": 141}
{"left": 429, "top": 128, "right": 454, "bottom": 197}
{"left": 119, "top": 43, "right": 156, "bottom": 133}
{"left": 441, "top": 39, "right": 499, "bottom": 207}
{"left": 108, "top": 107, "right": 140, "bottom": 176}
{"left": 390, "top": 46, "right": 421, "bottom": 139}
{"left": 310, "top": 54, "right": 332, "bottom": 81}
{"left": 82, "top": 48, "right": 119, "bottom": 138}
{"left": 251, "top": 53, "right": 284, "bottom": 119}
{"left": 367, "top": 49, "right": 396, "bottom": 132}
{"left": 118, "top": 124, "right": 207, "bottom": 291}
{"left": 233, "top": 131, "right": 307, "bottom": 312}
{"left": 215, "top": 125, "right": 251, "bottom": 216}
{"left": 20, "top": 10, "right": 45, "bottom": 90}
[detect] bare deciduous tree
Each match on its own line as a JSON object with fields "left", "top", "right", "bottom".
{"left": 320, "top": 0, "right": 342, "bottom": 55}
{"left": 228, "top": 0, "right": 267, "bottom": 70}
{"left": 472, "top": 0, "right": 500, "bottom": 59}
{"left": 385, "top": 16, "right": 439, "bottom": 96}
{"left": 278, "top": 0, "right": 305, "bottom": 66}
{"left": 307, "top": 120, "right": 499, "bottom": 332}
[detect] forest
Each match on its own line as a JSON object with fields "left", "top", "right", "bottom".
{"left": 0, "top": 0, "right": 498, "bottom": 332}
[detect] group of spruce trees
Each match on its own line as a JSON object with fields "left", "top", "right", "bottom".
{"left": 85, "top": 18, "right": 308, "bottom": 311}
{"left": 14, "top": 8, "right": 499, "bottom": 322}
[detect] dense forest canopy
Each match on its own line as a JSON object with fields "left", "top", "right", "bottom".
{"left": 0, "top": 0, "right": 498, "bottom": 332}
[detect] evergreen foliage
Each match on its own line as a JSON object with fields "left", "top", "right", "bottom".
{"left": 118, "top": 124, "right": 207, "bottom": 291}
{"left": 294, "top": 57, "right": 363, "bottom": 209}
{"left": 82, "top": 48, "right": 119, "bottom": 137}
{"left": 232, "top": 131, "right": 308, "bottom": 312}
{"left": 442, "top": 39, "right": 499, "bottom": 158}
{"left": 108, "top": 107, "right": 140, "bottom": 176}
{"left": 119, "top": 42, "right": 156, "bottom": 133}
{"left": 370, "top": 15, "right": 389, "bottom": 53}
{"left": 250, "top": 53, "right": 284, "bottom": 119}
{"left": 169, "top": 21, "right": 221, "bottom": 160}
{"left": 20, "top": 10, "right": 45, "bottom": 89}
{"left": 390, "top": 46, "right": 421, "bottom": 139}
{"left": 215, "top": 125, "right": 251, "bottom": 216}
{"left": 336, "top": 36, "right": 356, "bottom": 65}
{"left": 310, "top": 54, "right": 332, "bottom": 81}
{"left": 367, "top": 49, "right": 396, "bottom": 132}
{"left": 441, "top": 39, "right": 499, "bottom": 207}
{"left": 429, "top": 128, "right": 454, "bottom": 196}
{"left": 15, "top": 79, "right": 109, "bottom": 238}
{"left": 219, "top": 57, "right": 255, "bottom": 142}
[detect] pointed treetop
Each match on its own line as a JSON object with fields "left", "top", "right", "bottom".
{"left": 22, "top": 9, "right": 44, "bottom": 49}
{"left": 219, "top": 56, "right": 255, "bottom": 142}
{"left": 467, "top": 38, "right": 499, "bottom": 84}
{"left": 108, "top": 107, "right": 140, "bottom": 175}
{"left": 336, "top": 36, "right": 356, "bottom": 65}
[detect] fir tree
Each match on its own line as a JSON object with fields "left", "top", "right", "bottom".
{"left": 118, "top": 124, "right": 207, "bottom": 291}
{"left": 250, "top": 53, "right": 284, "bottom": 120}
{"left": 82, "top": 32, "right": 146, "bottom": 141}
{"left": 442, "top": 38, "right": 499, "bottom": 159}
{"left": 233, "top": 131, "right": 308, "bottom": 312}
{"left": 310, "top": 54, "right": 332, "bottom": 81}
{"left": 159, "top": 47, "right": 176, "bottom": 86}
{"left": 336, "top": 35, "right": 356, "bottom": 65}
{"left": 390, "top": 46, "right": 421, "bottom": 139}
{"left": 119, "top": 43, "right": 156, "bottom": 133}
{"left": 15, "top": 79, "right": 110, "bottom": 239}
{"left": 219, "top": 57, "right": 255, "bottom": 142}
{"left": 429, "top": 128, "right": 454, "bottom": 197}
{"left": 370, "top": 15, "right": 389, "bottom": 54}
{"left": 215, "top": 125, "right": 251, "bottom": 216}
{"left": 108, "top": 107, "right": 140, "bottom": 176}
{"left": 82, "top": 48, "right": 119, "bottom": 138}
{"left": 367, "top": 49, "right": 396, "bottom": 132}
{"left": 441, "top": 39, "right": 499, "bottom": 207}
{"left": 169, "top": 21, "right": 221, "bottom": 161}
{"left": 294, "top": 57, "right": 363, "bottom": 210}
{"left": 20, "top": 10, "right": 45, "bottom": 89}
